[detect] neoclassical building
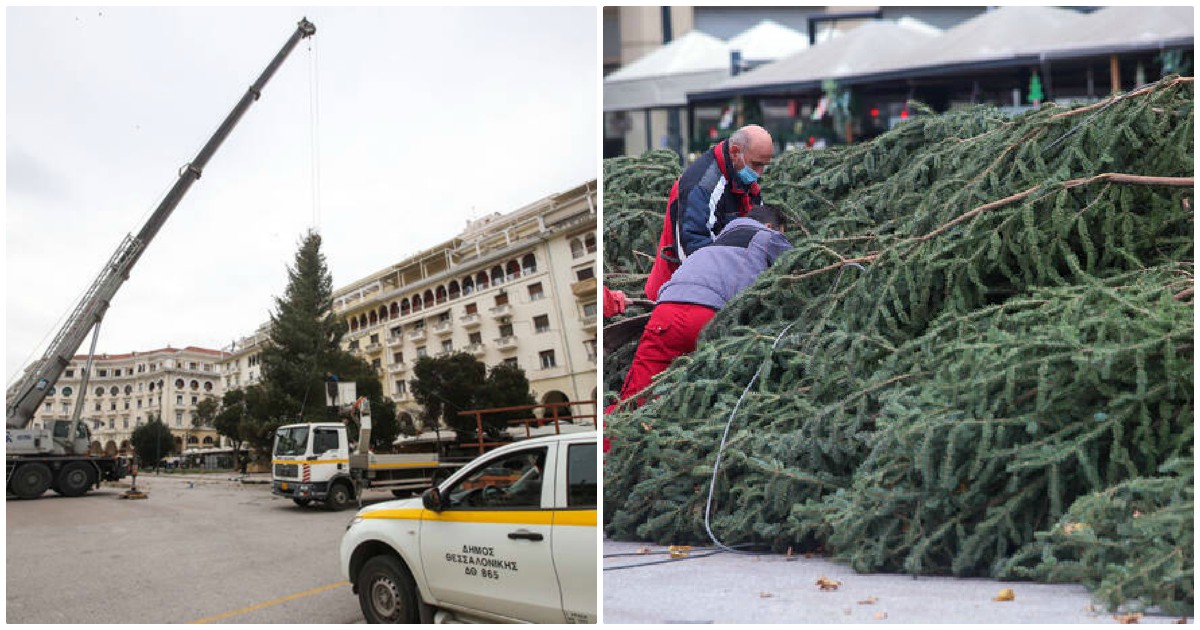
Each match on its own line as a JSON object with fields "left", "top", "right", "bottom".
{"left": 332, "top": 181, "right": 599, "bottom": 429}
{"left": 30, "top": 346, "right": 226, "bottom": 456}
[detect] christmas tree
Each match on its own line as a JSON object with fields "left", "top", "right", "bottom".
{"left": 603, "top": 76, "right": 1194, "bottom": 615}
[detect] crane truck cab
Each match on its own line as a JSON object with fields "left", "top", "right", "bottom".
{"left": 340, "top": 430, "right": 597, "bottom": 623}
{"left": 271, "top": 421, "right": 455, "bottom": 510}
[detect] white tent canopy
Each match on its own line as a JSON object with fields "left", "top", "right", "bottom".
{"left": 1041, "top": 5, "right": 1194, "bottom": 57}
{"left": 885, "top": 6, "right": 1090, "bottom": 73}
{"left": 604, "top": 30, "right": 730, "bottom": 111}
{"left": 707, "top": 19, "right": 941, "bottom": 94}
{"left": 727, "top": 19, "right": 809, "bottom": 63}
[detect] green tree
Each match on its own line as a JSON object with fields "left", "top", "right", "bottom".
{"left": 411, "top": 352, "right": 487, "bottom": 441}
{"left": 131, "top": 415, "right": 174, "bottom": 472}
{"left": 193, "top": 396, "right": 218, "bottom": 430}
{"left": 410, "top": 353, "right": 535, "bottom": 442}
{"left": 259, "top": 230, "right": 347, "bottom": 424}
{"left": 214, "top": 388, "right": 254, "bottom": 462}
{"left": 231, "top": 385, "right": 276, "bottom": 460}
{"left": 478, "top": 362, "right": 537, "bottom": 429}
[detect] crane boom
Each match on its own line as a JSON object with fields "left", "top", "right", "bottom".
{"left": 6, "top": 18, "right": 316, "bottom": 431}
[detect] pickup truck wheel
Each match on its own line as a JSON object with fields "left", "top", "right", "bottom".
{"left": 292, "top": 498, "right": 312, "bottom": 507}
{"left": 53, "top": 462, "right": 95, "bottom": 497}
{"left": 11, "top": 463, "right": 53, "bottom": 499}
{"left": 358, "top": 555, "right": 419, "bottom": 624}
{"left": 325, "top": 481, "right": 353, "bottom": 511}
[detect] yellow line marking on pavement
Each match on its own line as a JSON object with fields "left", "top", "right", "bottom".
{"left": 189, "top": 580, "right": 350, "bottom": 624}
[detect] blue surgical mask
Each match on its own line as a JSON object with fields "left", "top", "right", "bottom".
{"left": 737, "top": 165, "right": 759, "bottom": 185}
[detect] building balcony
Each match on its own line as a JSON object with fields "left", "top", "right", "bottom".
{"left": 571, "top": 277, "right": 597, "bottom": 299}
{"left": 406, "top": 328, "right": 427, "bottom": 342}
{"left": 490, "top": 304, "right": 513, "bottom": 318}
{"left": 581, "top": 316, "right": 597, "bottom": 333}
{"left": 364, "top": 342, "right": 383, "bottom": 353}
{"left": 460, "top": 313, "right": 482, "bottom": 328}
{"left": 388, "top": 362, "right": 407, "bottom": 374}
{"left": 465, "top": 343, "right": 485, "bottom": 357}
{"left": 386, "top": 334, "right": 404, "bottom": 346}
{"left": 393, "top": 390, "right": 411, "bottom": 402}
{"left": 432, "top": 320, "right": 454, "bottom": 336}
{"left": 494, "top": 336, "right": 518, "bottom": 351}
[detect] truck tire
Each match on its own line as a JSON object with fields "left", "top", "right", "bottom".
{"left": 325, "top": 481, "right": 353, "bottom": 511}
{"left": 10, "top": 462, "right": 53, "bottom": 499}
{"left": 53, "top": 462, "right": 95, "bottom": 497}
{"left": 357, "top": 555, "right": 420, "bottom": 624}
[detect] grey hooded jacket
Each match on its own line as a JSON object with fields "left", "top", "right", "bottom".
{"left": 657, "top": 217, "right": 792, "bottom": 310}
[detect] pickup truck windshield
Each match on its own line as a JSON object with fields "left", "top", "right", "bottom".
{"left": 274, "top": 426, "right": 309, "bottom": 457}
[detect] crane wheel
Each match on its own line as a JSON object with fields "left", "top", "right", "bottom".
{"left": 10, "top": 463, "right": 53, "bottom": 499}
{"left": 53, "top": 462, "right": 95, "bottom": 497}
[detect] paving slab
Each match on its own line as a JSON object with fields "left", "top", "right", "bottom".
{"left": 602, "top": 540, "right": 1189, "bottom": 625}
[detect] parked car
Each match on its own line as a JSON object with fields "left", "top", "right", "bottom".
{"left": 340, "top": 431, "right": 597, "bottom": 623}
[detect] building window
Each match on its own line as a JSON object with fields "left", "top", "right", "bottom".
{"left": 469, "top": 332, "right": 482, "bottom": 345}
{"left": 176, "top": 412, "right": 183, "bottom": 427}
{"left": 370, "top": 334, "right": 380, "bottom": 344}
{"left": 528, "top": 282, "right": 544, "bottom": 301}
{"left": 62, "top": 403, "right": 69, "bottom": 413}
{"left": 570, "top": 238, "right": 584, "bottom": 258}
{"left": 584, "top": 340, "right": 597, "bottom": 362}
{"left": 125, "top": 385, "right": 133, "bottom": 395}
{"left": 176, "top": 395, "right": 183, "bottom": 405}
{"left": 395, "top": 381, "right": 407, "bottom": 396}
{"left": 441, "top": 340, "right": 453, "bottom": 353}
{"left": 122, "top": 418, "right": 129, "bottom": 429}
{"left": 175, "top": 379, "right": 185, "bottom": 389}
{"left": 503, "top": 357, "right": 519, "bottom": 367}
{"left": 539, "top": 350, "right": 557, "bottom": 369}
{"left": 438, "top": 311, "right": 451, "bottom": 323}
{"left": 65, "top": 369, "right": 75, "bottom": 378}
{"left": 371, "top": 358, "right": 381, "bottom": 369}
{"left": 465, "top": 303, "right": 478, "bottom": 315}
{"left": 94, "top": 402, "right": 102, "bottom": 412}
{"left": 190, "top": 362, "right": 198, "bottom": 370}
{"left": 115, "top": 369, "right": 122, "bottom": 377}
{"left": 349, "top": 340, "right": 360, "bottom": 350}
{"left": 499, "top": 323, "right": 514, "bottom": 338}
{"left": 62, "top": 386, "right": 73, "bottom": 398}
{"left": 124, "top": 401, "right": 131, "bottom": 410}
{"left": 534, "top": 314, "right": 551, "bottom": 333}
{"left": 110, "top": 386, "right": 119, "bottom": 396}
{"left": 575, "top": 266, "right": 595, "bottom": 281}
{"left": 585, "top": 233, "right": 596, "bottom": 254}
{"left": 98, "top": 369, "right": 108, "bottom": 378}
{"left": 95, "top": 387, "right": 104, "bottom": 397}
{"left": 190, "top": 396, "right": 198, "bottom": 405}
{"left": 110, "top": 402, "right": 117, "bottom": 411}
{"left": 416, "top": 346, "right": 428, "bottom": 358}
{"left": 583, "top": 302, "right": 598, "bottom": 318}
{"left": 495, "top": 292, "right": 509, "bottom": 306}
{"left": 393, "top": 351, "right": 404, "bottom": 364}
{"left": 190, "top": 380, "right": 199, "bottom": 390}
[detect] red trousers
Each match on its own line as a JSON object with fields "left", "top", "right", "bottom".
{"left": 617, "top": 302, "right": 717, "bottom": 405}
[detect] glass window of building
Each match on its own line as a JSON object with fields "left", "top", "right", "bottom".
{"left": 539, "top": 350, "right": 557, "bottom": 369}
{"left": 534, "top": 315, "right": 550, "bottom": 333}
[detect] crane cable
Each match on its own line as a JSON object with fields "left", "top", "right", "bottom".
{"left": 307, "top": 35, "right": 323, "bottom": 232}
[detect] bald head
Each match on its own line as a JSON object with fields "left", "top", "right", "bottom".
{"left": 729, "top": 124, "right": 774, "bottom": 179}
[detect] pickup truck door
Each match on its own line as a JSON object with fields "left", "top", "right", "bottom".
{"left": 419, "top": 444, "right": 564, "bottom": 622}
{"left": 551, "top": 440, "right": 597, "bottom": 623}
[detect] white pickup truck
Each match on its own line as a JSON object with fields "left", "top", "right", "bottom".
{"left": 340, "top": 430, "right": 597, "bottom": 624}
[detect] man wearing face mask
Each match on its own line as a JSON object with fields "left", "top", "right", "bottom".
{"left": 643, "top": 124, "right": 774, "bottom": 302}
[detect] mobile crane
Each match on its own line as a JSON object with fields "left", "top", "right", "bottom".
{"left": 6, "top": 18, "right": 316, "bottom": 499}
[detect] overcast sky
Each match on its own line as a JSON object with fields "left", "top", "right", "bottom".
{"left": 6, "top": 6, "right": 599, "bottom": 382}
